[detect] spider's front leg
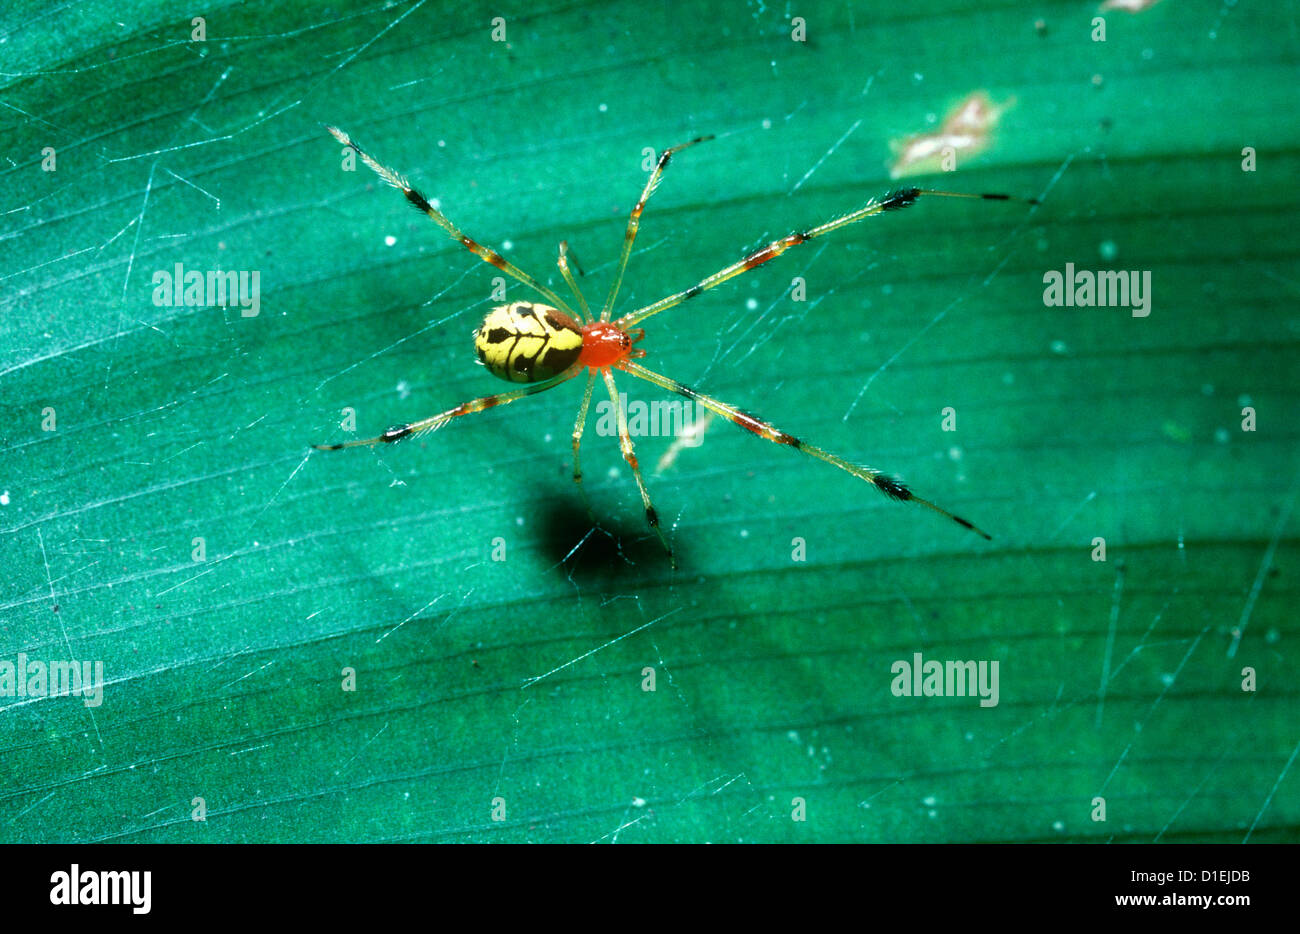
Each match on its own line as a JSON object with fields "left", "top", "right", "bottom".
{"left": 619, "top": 359, "right": 992, "bottom": 540}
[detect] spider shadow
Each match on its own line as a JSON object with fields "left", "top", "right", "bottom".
{"left": 539, "top": 497, "right": 684, "bottom": 584}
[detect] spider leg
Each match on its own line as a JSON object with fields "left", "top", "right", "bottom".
{"left": 571, "top": 370, "right": 597, "bottom": 515}
{"left": 600, "top": 135, "right": 714, "bottom": 322}
{"left": 326, "top": 125, "right": 573, "bottom": 313}
{"left": 557, "top": 240, "right": 593, "bottom": 323}
{"left": 619, "top": 359, "right": 991, "bottom": 539}
{"left": 619, "top": 186, "right": 1036, "bottom": 329}
{"left": 600, "top": 367, "right": 677, "bottom": 566}
{"left": 312, "top": 367, "right": 580, "bottom": 450}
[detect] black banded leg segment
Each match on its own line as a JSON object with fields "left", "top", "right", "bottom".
{"left": 600, "top": 135, "right": 715, "bottom": 322}
{"left": 620, "top": 185, "right": 1036, "bottom": 329}
{"left": 600, "top": 368, "right": 676, "bottom": 566}
{"left": 312, "top": 367, "right": 580, "bottom": 450}
{"left": 325, "top": 125, "right": 573, "bottom": 313}
{"left": 619, "top": 360, "right": 991, "bottom": 539}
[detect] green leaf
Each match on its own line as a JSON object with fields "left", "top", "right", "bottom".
{"left": 3, "top": 0, "right": 1296, "bottom": 842}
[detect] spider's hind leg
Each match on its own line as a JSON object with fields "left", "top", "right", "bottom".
{"left": 312, "top": 368, "right": 580, "bottom": 450}
{"left": 557, "top": 240, "right": 593, "bottom": 323}
{"left": 325, "top": 125, "right": 574, "bottom": 313}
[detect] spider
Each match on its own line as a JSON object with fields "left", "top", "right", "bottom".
{"left": 314, "top": 126, "right": 1035, "bottom": 566}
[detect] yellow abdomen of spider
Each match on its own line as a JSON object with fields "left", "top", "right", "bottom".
{"left": 474, "top": 301, "right": 639, "bottom": 383}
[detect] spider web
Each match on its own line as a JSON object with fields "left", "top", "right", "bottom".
{"left": 1, "top": 0, "right": 1298, "bottom": 844}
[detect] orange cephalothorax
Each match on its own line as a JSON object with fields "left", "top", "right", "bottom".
{"left": 578, "top": 322, "right": 630, "bottom": 368}
{"left": 578, "top": 322, "right": 645, "bottom": 369}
